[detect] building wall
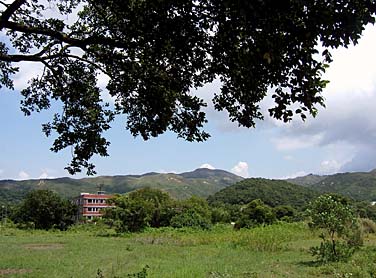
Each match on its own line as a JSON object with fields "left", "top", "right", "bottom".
{"left": 75, "top": 192, "right": 114, "bottom": 221}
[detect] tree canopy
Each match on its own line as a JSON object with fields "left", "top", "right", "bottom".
{"left": 11, "top": 189, "right": 77, "bottom": 230}
{"left": 1, "top": 0, "right": 375, "bottom": 174}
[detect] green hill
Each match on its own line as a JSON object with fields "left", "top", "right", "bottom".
{"left": 306, "top": 170, "right": 376, "bottom": 201}
{"left": 286, "top": 174, "right": 327, "bottom": 187}
{"left": 0, "top": 168, "right": 243, "bottom": 204}
{"left": 207, "top": 178, "right": 318, "bottom": 208}
{"left": 287, "top": 169, "right": 376, "bottom": 201}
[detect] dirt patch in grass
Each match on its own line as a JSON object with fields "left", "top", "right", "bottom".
{"left": 23, "top": 243, "right": 64, "bottom": 250}
{"left": 0, "top": 268, "right": 32, "bottom": 277}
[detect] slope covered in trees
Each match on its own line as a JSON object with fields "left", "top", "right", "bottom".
{"left": 288, "top": 169, "right": 376, "bottom": 201}
{"left": 208, "top": 178, "right": 318, "bottom": 209}
{"left": 0, "top": 168, "right": 243, "bottom": 205}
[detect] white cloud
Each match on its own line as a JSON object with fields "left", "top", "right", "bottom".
{"left": 324, "top": 24, "right": 376, "bottom": 95}
{"left": 18, "top": 171, "right": 30, "bottom": 180}
{"left": 272, "top": 133, "right": 324, "bottom": 151}
{"left": 279, "top": 171, "right": 308, "bottom": 180}
{"left": 0, "top": 169, "right": 4, "bottom": 177}
{"left": 231, "top": 162, "right": 249, "bottom": 178}
{"left": 199, "top": 163, "right": 215, "bottom": 170}
{"left": 38, "top": 169, "right": 56, "bottom": 179}
{"left": 319, "top": 160, "right": 343, "bottom": 174}
{"left": 268, "top": 24, "right": 376, "bottom": 173}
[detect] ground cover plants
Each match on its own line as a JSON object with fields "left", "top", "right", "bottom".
{"left": 1, "top": 221, "right": 376, "bottom": 277}
{"left": 2, "top": 188, "right": 376, "bottom": 277}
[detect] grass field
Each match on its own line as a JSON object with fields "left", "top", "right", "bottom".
{"left": 1, "top": 222, "right": 376, "bottom": 277}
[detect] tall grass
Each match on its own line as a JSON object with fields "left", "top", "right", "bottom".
{"left": 0, "top": 222, "right": 375, "bottom": 277}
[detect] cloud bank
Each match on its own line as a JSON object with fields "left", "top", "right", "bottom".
{"left": 231, "top": 161, "right": 249, "bottom": 178}
{"left": 270, "top": 24, "right": 376, "bottom": 174}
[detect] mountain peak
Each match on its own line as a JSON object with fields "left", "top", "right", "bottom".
{"left": 180, "top": 168, "right": 242, "bottom": 179}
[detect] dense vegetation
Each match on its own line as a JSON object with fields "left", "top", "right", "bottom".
{"left": 0, "top": 168, "right": 242, "bottom": 205}
{"left": 307, "top": 194, "right": 362, "bottom": 262}
{"left": 1, "top": 221, "right": 376, "bottom": 277}
{"left": 10, "top": 190, "right": 77, "bottom": 230}
{"left": 208, "top": 178, "right": 318, "bottom": 209}
{"left": 2, "top": 183, "right": 376, "bottom": 277}
{"left": 2, "top": 1, "right": 375, "bottom": 174}
{"left": 4, "top": 168, "right": 376, "bottom": 208}
{"left": 289, "top": 169, "right": 376, "bottom": 201}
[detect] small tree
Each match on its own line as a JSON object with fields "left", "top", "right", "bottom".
{"left": 103, "top": 188, "right": 176, "bottom": 232}
{"left": 273, "top": 205, "right": 297, "bottom": 222}
{"left": 307, "top": 194, "right": 361, "bottom": 262}
{"left": 170, "top": 196, "right": 212, "bottom": 229}
{"left": 234, "top": 199, "right": 276, "bottom": 229}
{"left": 12, "top": 190, "right": 76, "bottom": 230}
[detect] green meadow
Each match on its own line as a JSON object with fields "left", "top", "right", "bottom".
{"left": 1, "top": 222, "right": 376, "bottom": 278}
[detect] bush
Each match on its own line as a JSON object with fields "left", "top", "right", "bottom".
{"left": 235, "top": 199, "right": 276, "bottom": 229}
{"left": 170, "top": 196, "right": 212, "bottom": 229}
{"left": 210, "top": 207, "right": 231, "bottom": 224}
{"left": 103, "top": 188, "right": 176, "bottom": 233}
{"left": 307, "top": 194, "right": 362, "bottom": 262}
{"left": 170, "top": 208, "right": 211, "bottom": 229}
{"left": 273, "top": 205, "right": 296, "bottom": 222}
{"left": 11, "top": 190, "right": 77, "bottom": 230}
{"left": 309, "top": 240, "right": 356, "bottom": 263}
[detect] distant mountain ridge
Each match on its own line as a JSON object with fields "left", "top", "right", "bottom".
{"left": 287, "top": 169, "right": 376, "bottom": 201}
{"left": 0, "top": 168, "right": 243, "bottom": 204}
{"left": 3, "top": 168, "right": 376, "bottom": 206}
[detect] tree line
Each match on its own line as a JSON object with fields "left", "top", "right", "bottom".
{"left": 3, "top": 187, "right": 376, "bottom": 232}
{"left": 3, "top": 187, "right": 376, "bottom": 262}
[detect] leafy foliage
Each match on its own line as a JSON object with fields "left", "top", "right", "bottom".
{"left": 273, "top": 205, "right": 297, "bottom": 222}
{"left": 11, "top": 189, "right": 77, "bottom": 230}
{"left": 170, "top": 196, "right": 212, "bottom": 229}
{"left": 208, "top": 178, "right": 318, "bottom": 209}
{"left": 1, "top": 0, "right": 375, "bottom": 174}
{"left": 234, "top": 199, "right": 276, "bottom": 229}
{"left": 0, "top": 168, "right": 242, "bottom": 204}
{"left": 289, "top": 169, "right": 376, "bottom": 202}
{"left": 170, "top": 208, "right": 211, "bottom": 229}
{"left": 103, "top": 188, "right": 175, "bottom": 232}
{"left": 104, "top": 189, "right": 213, "bottom": 232}
{"left": 307, "top": 194, "right": 362, "bottom": 262}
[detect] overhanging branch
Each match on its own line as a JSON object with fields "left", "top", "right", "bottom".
{"left": 1, "top": 21, "right": 131, "bottom": 50}
{"left": 0, "top": 0, "right": 26, "bottom": 25}
{"left": 1, "top": 21, "right": 88, "bottom": 48}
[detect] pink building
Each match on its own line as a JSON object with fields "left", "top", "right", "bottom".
{"left": 75, "top": 191, "right": 114, "bottom": 220}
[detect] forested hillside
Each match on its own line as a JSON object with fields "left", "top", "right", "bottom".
{"left": 0, "top": 168, "right": 243, "bottom": 204}
{"left": 208, "top": 178, "right": 318, "bottom": 209}
{"left": 288, "top": 169, "right": 376, "bottom": 201}
{"left": 4, "top": 168, "right": 376, "bottom": 206}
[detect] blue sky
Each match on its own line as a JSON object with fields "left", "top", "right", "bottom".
{"left": 1, "top": 25, "right": 376, "bottom": 180}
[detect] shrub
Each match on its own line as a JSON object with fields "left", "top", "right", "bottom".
{"left": 273, "top": 205, "right": 296, "bottom": 222}
{"left": 210, "top": 207, "right": 231, "bottom": 224}
{"left": 307, "top": 194, "right": 362, "bottom": 262}
{"left": 11, "top": 190, "right": 77, "bottom": 230}
{"left": 103, "top": 188, "right": 176, "bottom": 233}
{"left": 235, "top": 199, "right": 276, "bottom": 229}
{"left": 170, "top": 208, "right": 211, "bottom": 229}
